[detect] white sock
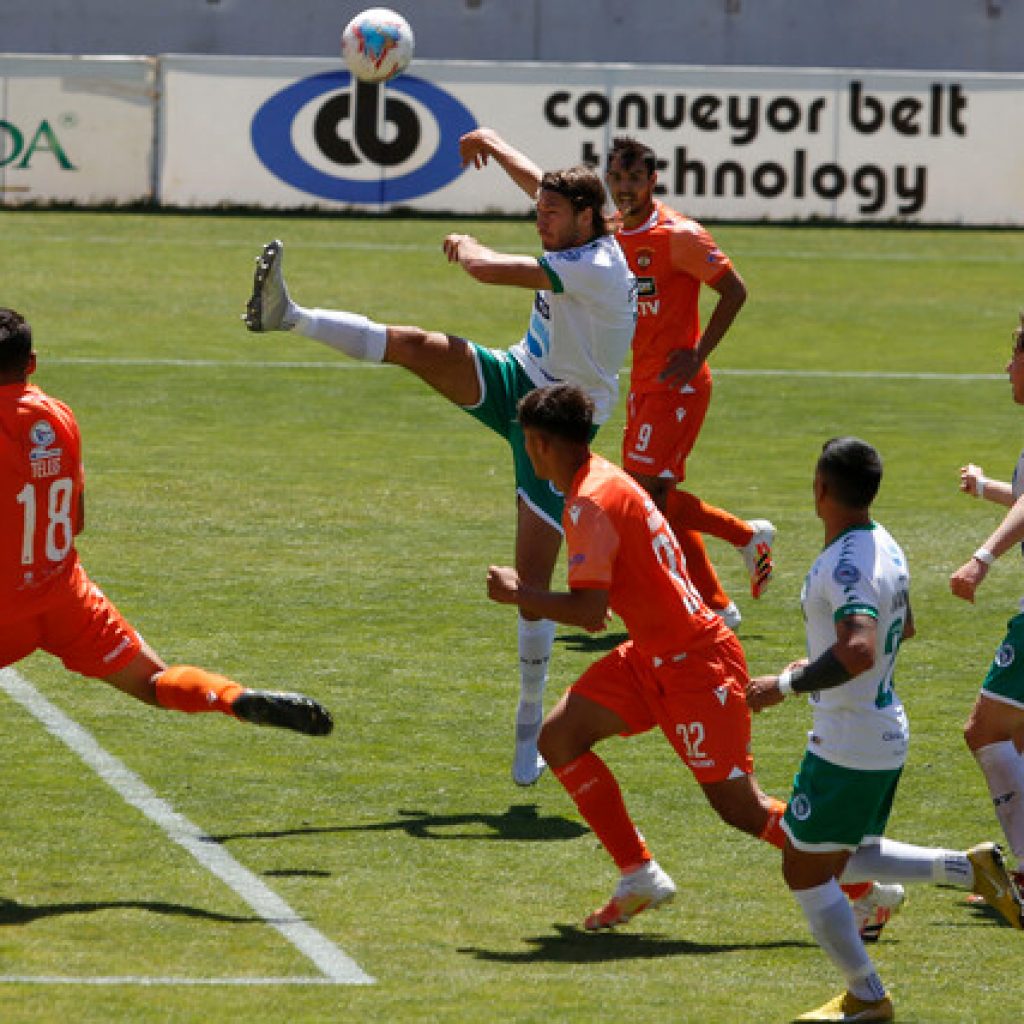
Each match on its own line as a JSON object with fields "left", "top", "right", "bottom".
{"left": 841, "top": 837, "right": 972, "bottom": 887}
{"left": 516, "top": 616, "right": 555, "bottom": 737}
{"left": 793, "top": 880, "right": 885, "bottom": 1002}
{"left": 293, "top": 308, "right": 388, "bottom": 362}
{"left": 975, "top": 739, "right": 1024, "bottom": 862}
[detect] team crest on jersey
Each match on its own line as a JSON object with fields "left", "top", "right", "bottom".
{"left": 636, "top": 276, "right": 656, "bottom": 297}
{"left": 995, "top": 643, "right": 1015, "bottom": 669}
{"left": 28, "top": 419, "right": 62, "bottom": 477}
{"left": 635, "top": 248, "right": 654, "bottom": 270}
{"left": 568, "top": 503, "right": 582, "bottom": 526}
{"left": 833, "top": 561, "right": 861, "bottom": 587}
{"left": 790, "top": 794, "right": 812, "bottom": 821}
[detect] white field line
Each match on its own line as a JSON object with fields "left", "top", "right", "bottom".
{"left": 41, "top": 356, "right": 1004, "bottom": 382}
{"left": 0, "top": 667, "right": 374, "bottom": 987}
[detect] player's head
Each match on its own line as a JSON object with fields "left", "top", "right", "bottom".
{"left": 815, "top": 436, "right": 883, "bottom": 511}
{"left": 606, "top": 137, "right": 657, "bottom": 222}
{"left": 537, "top": 166, "right": 609, "bottom": 250}
{"left": 1007, "top": 310, "right": 1024, "bottom": 405}
{"left": 0, "top": 308, "right": 34, "bottom": 380}
{"left": 518, "top": 384, "right": 594, "bottom": 443}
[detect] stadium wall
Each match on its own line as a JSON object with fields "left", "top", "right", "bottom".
{"left": 2, "top": 0, "right": 1023, "bottom": 73}
{"left": 2, "top": 54, "right": 1023, "bottom": 225}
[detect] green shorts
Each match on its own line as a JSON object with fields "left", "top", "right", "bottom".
{"left": 981, "top": 612, "right": 1024, "bottom": 710}
{"left": 783, "top": 749, "right": 902, "bottom": 852}
{"left": 462, "top": 345, "right": 566, "bottom": 530}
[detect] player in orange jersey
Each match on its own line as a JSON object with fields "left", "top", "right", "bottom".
{"left": 486, "top": 383, "right": 788, "bottom": 928}
{"left": 0, "top": 308, "right": 332, "bottom": 736}
{"left": 607, "top": 137, "right": 774, "bottom": 629}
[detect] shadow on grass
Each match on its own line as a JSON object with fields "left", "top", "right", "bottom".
{"left": 459, "top": 923, "right": 811, "bottom": 963}
{"left": 0, "top": 898, "right": 259, "bottom": 926}
{"left": 556, "top": 631, "right": 628, "bottom": 654}
{"left": 209, "top": 802, "right": 588, "bottom": 844}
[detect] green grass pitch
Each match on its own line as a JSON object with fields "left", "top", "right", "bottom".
{"left": 1, "top": 209, "right": 1022, "bottom": 1023}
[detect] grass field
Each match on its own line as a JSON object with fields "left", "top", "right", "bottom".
{"left": 1, "top": 209, "right": 1023, "bottom": 1023}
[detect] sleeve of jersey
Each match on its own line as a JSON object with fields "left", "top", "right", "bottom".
{"left": 823, "top": 556, "right": 880, "bottom": 624}
{"left": 566, "top": 496, "right": 618, "bottom": 590}
{"left": 669, "top": 221, "right": 732, "bottom": 285}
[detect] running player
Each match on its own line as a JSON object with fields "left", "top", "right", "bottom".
{"left": 487, "top": 383, "right": 790, "bottom": 929}
{"left": 244, "top": 130, "right": 637, "bottom": 787}
{"left": 950, "top": 310, "right": 1024, "bottom": 899}
{"left": 606, "top": 136, "right": 774, "bottom": 629}
{"left": 0, "top": 308, "right": 332, "bottom": 737}
{"left": 748, "top": 436, "right": 1021, "bottom": 1024}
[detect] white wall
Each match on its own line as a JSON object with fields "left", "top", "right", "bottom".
{"left": 2, "top": 0, "right": 1023, "bottom": 73}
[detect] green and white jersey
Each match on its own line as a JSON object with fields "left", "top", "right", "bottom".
{"left": 800, "top": 522, "right": 910, "bottom": 771}
{"left": 509, "top": 234, "right": 637, "bottom": 425}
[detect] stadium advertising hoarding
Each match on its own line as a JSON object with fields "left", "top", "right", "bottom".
{"left": 4, "top": 54, "right": 1023, "bottom": 224}
{"left": 163, "top": 57, "right": 1024, "bottom": 224}
{"left": 0, "top": 55, "right": 154, "bottom": 205}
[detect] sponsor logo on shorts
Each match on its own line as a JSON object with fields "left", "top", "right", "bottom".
{"left": 995, "top": 643, "right": 1016, "bottom": 669}
{"left": 790, "top": 794, "right": 812, "bottom": 821}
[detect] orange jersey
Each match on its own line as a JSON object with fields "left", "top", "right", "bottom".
{"left": 616, "top": 202, "right": 732, "bottom": 393}
{"left": 0, "top": 382, "right": 84, "bottom": 620}
{"left": 564, "top": 453, "right": 726, "bottom": 659}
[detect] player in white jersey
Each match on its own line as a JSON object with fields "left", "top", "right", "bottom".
{"left": 748, "top": 437, "right": 1022, "bottom": 1024}
{"left": 243, "top": 127, "right": 636, "bottom": 788}
{"left": 951, "top": 310, "right": 1024, "bottom": 905}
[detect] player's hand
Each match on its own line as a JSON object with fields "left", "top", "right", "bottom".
{"left": 459, "top": 127, "right": 501, "bottom": 169}
{"left": 950, "top": 558, "right": 987, "bottom": 603}
{"left": 659, "top": 348, "right": 703, "bottom": 388}
{"left": 487, "top": 564, "right": 521, "bottom": 605}
{"left": 959, "top": 463, "right": 985, "bottom": 497}
{"left": 443, "top": 233, "right": 477, "bottom": 263}
{"left": 746, "top": 676, "right": 787, "bottom": 712}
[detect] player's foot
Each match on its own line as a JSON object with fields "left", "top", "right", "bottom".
{"left": 852, "top": 882, "right": 905, "bottom": 943}
{"left": 512, "top": 742, "right": 546, "bottom": 787}
{"left": 966, "top": 842, "right": 1024, "bottom": 928}
{"left": 584, "top": 859, "right": 676, "bottom": 930}
{"left": 794, "top": 990, "right": 893, "bottom": 1023}
{"left": 244, "top": 239, "right": 298, "bottom": 332}
{"left": 714, "top": 601, "right": 742, "bottom": 631}
{"left": 233, "top": 690, "right": 334, "bottom": 736}
{"left": 739, "top": 519, "right": 775, "bottom": 599}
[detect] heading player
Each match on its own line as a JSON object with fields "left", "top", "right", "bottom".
{"left": 0, "top": 308, "right": 332, "bottom": 736}
{"left": 244, "top": 128, "right": 637, "bottom": 787}
{"left": 606, "top": 136, "right": 774, "bottom": 629}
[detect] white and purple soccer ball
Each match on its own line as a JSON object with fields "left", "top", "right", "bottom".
{"left": 341, "top": 8, "right": 415, "bottom": 84}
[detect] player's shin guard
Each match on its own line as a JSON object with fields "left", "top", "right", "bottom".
{"left": 553, "top": 751, "right": 649, "bottom": 871}
{"left": 758, "top": 796, "right": 788, "bottom": 850}
{"left": 155, "top": 665, "right": 244, "bottom": 715}
{"left": 975, "top": 740, "right": 1024, "bottom": 862}
{"left": 294, "top": 309, "right": 388, "bottom": 362}
{"left": 666, "top": 489, "right": 752, "bottom": 547}
{"left": 673, "top": 529, "right": 730, "bottom": 611}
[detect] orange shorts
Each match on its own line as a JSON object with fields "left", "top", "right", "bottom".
{"left": 570, "top": 630, "right": 754, "bottom": 784}
{"left": 0, "top": 562, "right": 141, "bottom": 679}
{"left": 621, "top": 379, "right": 711, "bottom": 482}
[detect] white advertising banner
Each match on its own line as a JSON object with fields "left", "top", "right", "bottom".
{"left": 160, "top": 56, "right": 1024, "bottom": 225}
{"left": 0, "top": 55, "right": 155, "bottom": 205}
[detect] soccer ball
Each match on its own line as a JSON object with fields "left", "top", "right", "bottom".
{"left": 341, "top": 8, "right": 415, "bottom": 84}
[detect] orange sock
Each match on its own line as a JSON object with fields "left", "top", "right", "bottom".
{"left": 674, "top": 528, "right": 730, "bottom": 611}
{"left": 666, "top": 489, "right": 752, "bottom": 548}
{"left": 155, "top": 665, "right": 244, "bottom": 716}
{"left": 758, "top": 796, "right": 788, "bottom": 850}
{"left": 841, "top": 881, "right": 873, "bottom": 901}
{"left": 553, "top": 751, "right": 649, "bottom": 871}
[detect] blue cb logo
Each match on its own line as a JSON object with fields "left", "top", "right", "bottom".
{"left": 251, "top": 71, "right": 477, "bottom": 204}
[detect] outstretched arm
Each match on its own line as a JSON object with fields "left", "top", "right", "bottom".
{"left": 459, "top": 127, "right": 544, "bottom": 199}
{"left": 443, "top": 233, "right": 550, "bottom": 290}
{"left": 951, "top": 490, "right": 1024, "bottom": 602}
{"left": 959, "top": 463, "right": 1015, "bottom": 507}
